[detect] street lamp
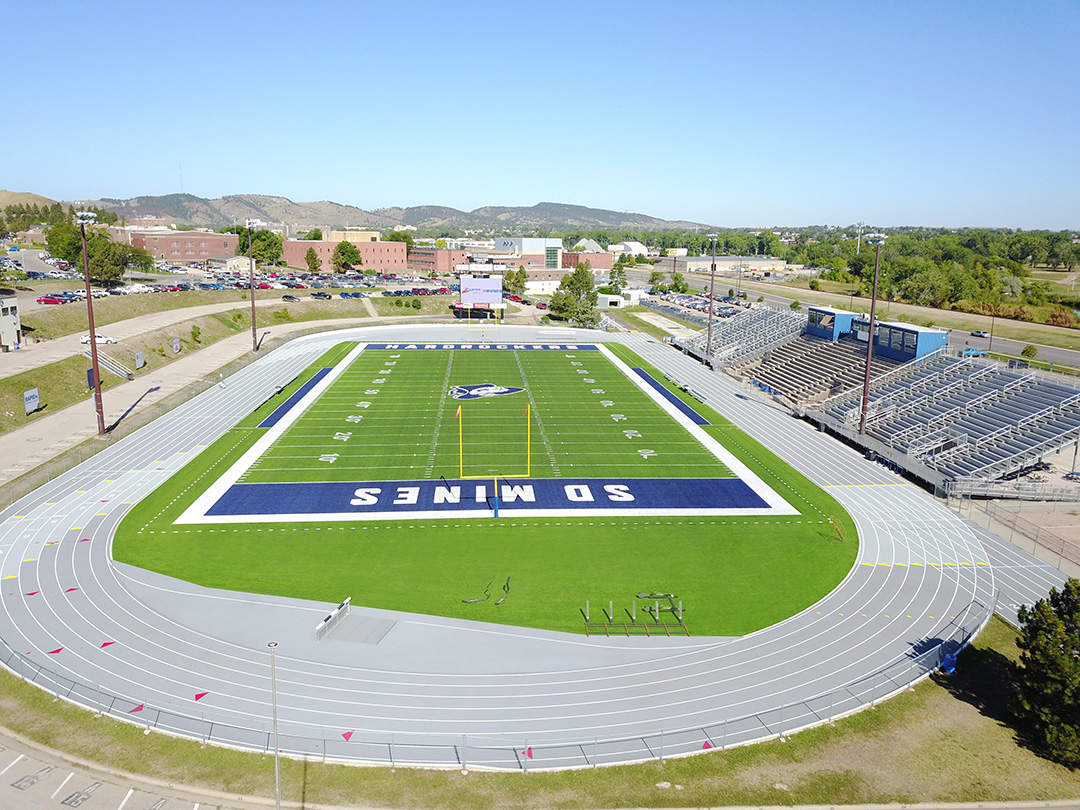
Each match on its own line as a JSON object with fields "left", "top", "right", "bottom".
{"left": 858, "top": 234, "right": 887, "bottom": 436}
{"left": 706, "top": 233, "right": 719, "bottom": 359}
{"left": 855, "top": 220, "right": 865, "bottom": 255}
{"left": 247, "top": 219, "right": 258, "bottom": 352}
{"left": 267, "top": 641, "right": 281, "bottom": 810}
{"left": 77, "top": 211, "right": 106, "bottom": 436}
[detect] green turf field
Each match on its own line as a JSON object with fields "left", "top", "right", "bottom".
{"left": 114, "top": 342, "right": 859, "bottom": 636}
{"left": 240, "top": 346, "right": 733, "bottom": 483}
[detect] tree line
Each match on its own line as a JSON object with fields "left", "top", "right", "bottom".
{"left": 1, "top": 202, "right": 118, "bottom": 235}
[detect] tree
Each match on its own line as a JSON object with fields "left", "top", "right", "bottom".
{"left": 549, "top": 262, "right": 599, "bottom": 327}
{"left": 504, "top": 266, "right": 527, "bottom": 295}
{"left": 228, "top": 228, "right": 284, "bottom": 266}
{"left": 303, "top": 228, "right": 323, "bottom": 241}
{"left": 45, "top": 221, "right": 83, "bottom": 264}
{"left": 670, "top": 272, "right": 690, "bottom": 294}
{"left": 1022, "top": 344, "right": 1038, "bottom": 359}
{"left": 648, "top": 270, "right": 666, "bottom": 289}
{"left": 610, "top": 263, "right": 627, "bottom": 291}
{"left": 332, "top": 240, "right": 363, "bottom": 273}
{"left": 790, "top": 299, "right": 802, "bottom": 311}
{"left": 305, "top": 247, "right": 322, "bottom": 273}
{"left": 385, "top": 231, "right": 415, "bottom": 251}
{"left": 435, "top": 238, "right": 447, "bottom": 249}
{"left": 1015, "top": 578, "right": 1080, "bottom": 767}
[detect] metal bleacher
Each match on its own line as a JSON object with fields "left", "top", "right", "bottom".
{"left": 741, "top": 334, "right": 905, "bottom": 402}
{"left": 676, "top": 306, "right": 807, "bottom": 368}
{"left": 816, "top": 353, "right": 1080, "bottom": 484}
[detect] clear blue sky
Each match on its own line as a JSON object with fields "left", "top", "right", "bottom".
{"left": 6, "top": 0, "right": 1078, "bottom": 229}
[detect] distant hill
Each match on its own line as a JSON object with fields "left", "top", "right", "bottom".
{"left": 66, "top": 193, "right": 710, "bottom": 233}
{"left": 0, "top": 190, "right": 59, "bottom": 209}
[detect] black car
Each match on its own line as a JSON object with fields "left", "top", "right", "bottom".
{"left": 282, "top": 294, "right": 300, "bottom": 302}
{"left": 311, "top": 291, "right": 332, "bottom": 300}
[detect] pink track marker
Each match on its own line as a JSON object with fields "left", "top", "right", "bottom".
{"left": 342, "top": 731, "right": 353, "bottom": 742}
{"left": 65, "top": 588, "right": 79, "bottom": 593}
{"left": 702, "top": 740, "right": 713, "bottom": 750}
{"left": 47, "top": 648, "right": 62, "bottom": 654}
{"left": 24, "top": 592, "right": 38, "bottom": 597}
{"left": 129, "top": 704, "right": 144, "bottom": 713}
{"left": 101, "top": 641, "right": 115, "bottom": 648}
{"left": 194, "top": 692, "right": 208, "bottom": 701}
{"left": 522, "top": 746, "right": 533, "bottom": 759}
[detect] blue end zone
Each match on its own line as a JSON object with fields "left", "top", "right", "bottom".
{"left": 632, "top": 368, "right": 710, "bottom": 426}
{"left": 205, "top": 477, "right": 766, "bottom": 517}
{"left": 258, "top": 368, "right": 333, "bottom": 429}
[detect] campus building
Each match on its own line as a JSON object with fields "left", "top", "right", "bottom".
{"left": 408, "top": 247, "right": 471, "bottom": 275}
{"left": 0, "top": 293, "right": 21, "bottom": 350}
{"left": 131, "top": 231, "right": 240, "bottom": 263}
{"left": 282, "top": 239, "right": 407, "bottom": 273}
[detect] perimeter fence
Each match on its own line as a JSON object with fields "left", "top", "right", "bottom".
{"left": 0, "top": 592, "right": 996, "bottom": 772}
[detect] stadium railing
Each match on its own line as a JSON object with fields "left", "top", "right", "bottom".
{"left": 0, "top": 591, "right": 997, "bottom": 772}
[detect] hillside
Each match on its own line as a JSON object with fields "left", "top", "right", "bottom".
{"left": 0, "top": 190, "right": 59, "bottom": 209}
{"left": 64, "top": 193, "right": 710, "bottom": 233}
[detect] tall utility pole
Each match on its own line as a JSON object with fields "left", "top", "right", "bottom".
{"left": 858, "top": 234, "right": 887, "bottom": 435}
{"left": 246, "top": 219, "right": 258, "bottom": 352}
{"left": 268, "top": 642, "right": 281, "bottom": 810}
{"left": 855, "top": 221, "right": 866, "bottom": 255}
{"left": 706, "top": 233, "right": 718, "bottom": 359}
{"left": 77, "top": 211, "right": 106, "bottom": 436}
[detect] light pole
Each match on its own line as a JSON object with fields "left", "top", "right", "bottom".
{"left": 77, "top": 211, "right": 106, "bottom": 436}
{"left": 858, "top": 234, "right": 887, "bottom": 436}
{"left": 267, "top": 641, "right": 280, "bottom": 810}
{"left": 855, "top": 220, "right": 865, "bottom": 255}
{"left": 988, "top": 302, "right": 997, "bottom": 353}
{"left": 247, "top": 219, "right": 258, "bottom": 352}
{"left": 706, "top": 233, "right": 718, "bottom": 359}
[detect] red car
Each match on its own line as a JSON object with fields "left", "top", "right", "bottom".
{"left": 36, "top": 295, "right": 67, "bottom": 304}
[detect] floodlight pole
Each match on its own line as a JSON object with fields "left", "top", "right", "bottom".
{"left": 78, "top": 211, "right": 106, "bottom": 436}
{"left": 705, "top": 234, "right": 718, "bottom": 360}
{"left": 247, "top": 219, "right": 258, "bottom": 352}
{"left": 858, "top": 234, "right": 887, "bottom": 436}
{"left": 267, "top": 641, "right": 281, "bottom": 810}
{"left": 855, "top": 220, "right": 865, "bottom": 255}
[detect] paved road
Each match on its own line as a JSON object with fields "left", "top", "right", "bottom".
{"left": 0, "top": 323, "right": 1064, "bottom": 774}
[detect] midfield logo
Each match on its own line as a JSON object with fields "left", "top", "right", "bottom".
{"left": 449, "top": 383, "right": 525, "bottom": 400}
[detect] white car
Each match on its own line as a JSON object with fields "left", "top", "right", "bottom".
{"left": 81, "top": 334, "right": 117, "bottom": 345}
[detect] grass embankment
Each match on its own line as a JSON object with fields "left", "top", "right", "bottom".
{"left": 1, "top": 615, "right": 1076, "bottom": 806}
{"left": 0, "top": 301, "right": 371, "bottom": 436}
{"left": 114, "top": 344, "right": 857, "bottom": 637}
{"left": 19, "top": 288, "right": 311, "bottom": 339}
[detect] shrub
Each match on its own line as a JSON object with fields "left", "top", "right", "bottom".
{"left": 808, "top": 279, "right": 821, "bottom": 291}
{"left": 411, "top": 298, "right": 422, "bottom": 310}
{"left": 1022, "top": 344, "right": 1038, "bottom": 359}
{"left": 190, "top": 325, "right": 201, "bottom": 343}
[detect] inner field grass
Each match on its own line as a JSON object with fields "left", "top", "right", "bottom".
{"left": 242, "top": 348, "right": 732, "bottom": 484}
{"left": 114, "top": 343, "right": 859, "bottom": 636}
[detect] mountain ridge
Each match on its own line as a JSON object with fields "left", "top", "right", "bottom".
{"left": 44, "top": 193, "right": 710, "bottom": 232}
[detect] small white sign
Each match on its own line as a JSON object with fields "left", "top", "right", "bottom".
{"left": 23, "top": 387, "right": 39, "bottom": 415}
{"left": 172, "top": 337, "right": 181, "bottom": 354}
{"left": 134, "top": 350, "right": 145, "bottom": 370}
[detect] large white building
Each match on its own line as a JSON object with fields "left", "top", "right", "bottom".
{"left": 0, "top": 293, "right": 22, "bottom": 350}
{"left": 493, "top": 237, "right": 563, "bottom": 269}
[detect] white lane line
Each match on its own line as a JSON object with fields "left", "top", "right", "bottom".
{"left": 50, "top": 772, "right": 73, "bottom": 799}
{"left": 0, "top": 753, "right": 23, "bottom": 776}
{"left": 116, "top": 787, "right": 134, "bottom": 810}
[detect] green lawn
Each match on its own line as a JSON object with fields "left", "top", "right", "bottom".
{"left": 114, "top": 343, "right": 858, "bottom": 636}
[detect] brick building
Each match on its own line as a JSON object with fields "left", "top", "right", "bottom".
{"left": 282, "top": 239, "right": 407, "bottom": 273}
{"left": 408, "top": 247, "right": 471, "bottom": 275}
{"left": 131, "top": 232, "right": 240, "bottom": 263}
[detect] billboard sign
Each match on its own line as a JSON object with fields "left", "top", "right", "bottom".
{"left": 135, "top": 350, "right": 145, "bottom": 370}
{"left": 23, "top": 387, "right": 39, "bottom": 415}
{"left": 460, "top": 274, "right": 503, "bottom": 306}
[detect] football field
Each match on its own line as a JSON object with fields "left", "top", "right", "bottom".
{"left": 118, "top": 340, "right": 856, "bottom": 635}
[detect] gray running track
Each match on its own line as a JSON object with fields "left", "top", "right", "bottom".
{"left": 0, "top": 324, "right": 1066, "bottom": 771}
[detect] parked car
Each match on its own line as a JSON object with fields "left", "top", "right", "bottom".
{"left": 282, "top": 294, "right": 300, "bottom": 302}
{"left": 36, "top": 295, "right": 67, "bottom": 304}
{"left": 961, "top": 348, "right": 987, "bottom": 357}
{"left": 536, "top": 302, "right": 548, "bottom": 310}
{"left": 970, "top": 330, "right": 990, "bottom": 338}
{"left": 311, "top": 291, "right": 332, "bottom": 300}
{"left": 81, "top": 333, "right": 117, "bottom": 344}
